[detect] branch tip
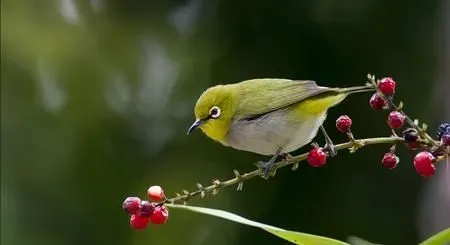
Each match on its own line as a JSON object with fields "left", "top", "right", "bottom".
{"left": 233, "top": 169, "right": 242, "bottom": 178}
{"left": 237, "top": 182, "right": 244, "bottom": 191}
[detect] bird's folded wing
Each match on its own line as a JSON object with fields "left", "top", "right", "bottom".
{"left": 233, "top": 78, "right": 334, "bottom": 120}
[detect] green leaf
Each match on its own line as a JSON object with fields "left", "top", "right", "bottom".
{"left": 419, "top": 228, "right": 450, "bottom": 245}
{"left": 347, "top": 236, "right": 382, "bottom": 245}
{"left": 166, "top": 204, "right": 349, "bottom": 245}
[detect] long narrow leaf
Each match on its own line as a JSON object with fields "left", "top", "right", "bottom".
{"left": 419, "top": 228, "right": 450, "bottom": 245}
{"left": 347, "top": 236, "right": 382, "bottom": 245}
{"left": 167, "top": 204, "right": 349, "bottom": 245}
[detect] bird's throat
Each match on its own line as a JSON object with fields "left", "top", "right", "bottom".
{"left": 200, "top": 121, "right": 229, "bottom": 145}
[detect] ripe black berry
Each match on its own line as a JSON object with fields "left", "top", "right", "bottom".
{"left": 436, "top": 123, "right": 450, "bottom": 140}
{"left": 403, "top": 128, "right": 419, "bottom": 142}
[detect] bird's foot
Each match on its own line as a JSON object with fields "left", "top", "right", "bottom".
{"left": 280, "top": 153, "right": 293, "bottom": 161}
{"left": 320, "top": 125, "right": 337, "bottom": 157}
{"left": 256, "top": 148, "right": 283, "bottom": 179}
{"left": 325, "top": 142, "right": 337, "bottom": 157}
{"left": 255, "top": 161, "right": 278, "bottom": 180}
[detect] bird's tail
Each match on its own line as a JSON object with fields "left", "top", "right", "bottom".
{"left": 336, "top": 85, "right": 376, "bottom": 95}
{"left": 306, "top": 85, "right": 375, "bottom": 113}
{"left": 300, "top": 85, "right": 375, "bottom": 115}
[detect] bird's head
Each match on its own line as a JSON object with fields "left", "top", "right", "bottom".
{"left": 187, "top": 85, "right": 237, "bottom": 143}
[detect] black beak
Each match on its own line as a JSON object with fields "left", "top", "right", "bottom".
{"left": 187, "top": 119, "right": 204, "bottom": 135}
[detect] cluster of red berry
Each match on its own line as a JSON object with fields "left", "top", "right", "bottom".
{"left": 306, "top": 77, "right": 450, "bottom": 177}
{"left": 122, "top": 186, "right": 169, "bottom": 230}
{"left": 306, "top": 115, "right": 353, "bottom": 167}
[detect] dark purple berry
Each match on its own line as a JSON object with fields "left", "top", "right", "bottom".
{"left": 436, "top": 123, "right": 450, "bottom": 140}
{"left": 123, "top": 197, "right": 141, "bottom": 215}
{"left": 442, "top": 133, "right": 450, "bottom": 146}
{"left": 403, "top": 128, "right": 419, "bottom": 142}
{"left": 138, "top": 200, "right": 155, "bottom": 217}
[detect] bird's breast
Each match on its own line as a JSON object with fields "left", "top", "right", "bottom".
{"left": 225, "top": 107, "right": 327, "bottom": 155}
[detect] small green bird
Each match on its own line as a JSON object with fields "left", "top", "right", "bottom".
{"left": 187, "top": 78, "right": 374, "bottom": 177}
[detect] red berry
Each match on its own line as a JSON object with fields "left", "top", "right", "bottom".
{"left": 378, "top": 77, "right": 396, "bottom": 95}
{"left": 413, "top": 151, "right": 436, "bottom": 177}
{"left": 147, "top": 185, "right": 165, "bottom": 202}
{"left": 369, "top": 93, "right": 388, "bottom": 111}
{"left": 138, "top": 200, "right": 155, "bottom": 217}
{"left": 387, "top": 111, "right": 405, "bottom": 129}
{"left": 150, "top": 206, "right": 169, "bottom": 225}
{"left": 441, "top": 133, "right": 450, "bottom": 146}
{"left": 381, "top": 153, "right": 399, "bottom": 169}
{"left": 336, "top": 115, "right": 352, "bottom": 133}
{"left": 130, "top": 214, "right": 150, "bottom": 230}
{"left": 123, "top": 197, "right": 141, "bottom": 215}
{"left": 307, "top": 147, "right": 327, "bottom": 167}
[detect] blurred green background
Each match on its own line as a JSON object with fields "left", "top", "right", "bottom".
{"left": 2, "top": 0, "right": 449, "bottom": 244}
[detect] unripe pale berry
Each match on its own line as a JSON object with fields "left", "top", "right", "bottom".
{"left": 336, "top": 115, "right": 352, "bottom": 133}
{"left": 123, "top": 197, "right": 141, "bottom": 215}
{"left": 378, "top": 77, "right": 396, "bottom": 95}
{"left": 307, "top": 147, "right": 327, "bottom": 167}
{"left": 369, "top": 93, "right": 388, "bottom": 111}
{"left": 413, "top": 151, "right": 436, "bottom": 177}
{"left": 130, "top": 214, "right": 150, "bottom": 230}
{"left": 150, "top": 206, "right": 169, "bottom": 225}
{"left": 387, "top": 111, "right": 405, "bottom": 129}
{"left": 381, "top": 153, "right": 399, "bottom": 169}
{"left": 147, "top": 185, "right": 165, "bottom": 202}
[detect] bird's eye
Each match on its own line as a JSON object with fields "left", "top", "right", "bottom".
{"left": 209, "top": 106, "right": 221, "bottom": 119}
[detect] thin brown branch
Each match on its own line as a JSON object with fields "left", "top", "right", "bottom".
{"left": 159, "top": 74, "right": 448, "bottom": 206}
{"left": 162, "top": 136, "right": 445, "bottom": 205}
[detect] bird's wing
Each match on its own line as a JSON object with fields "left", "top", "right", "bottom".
{"left": 233, "top": 78, "right": 334, "bottom": 120}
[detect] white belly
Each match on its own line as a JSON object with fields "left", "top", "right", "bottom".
{"left": 225, "top": 109, "right": 327, "bottom": 155}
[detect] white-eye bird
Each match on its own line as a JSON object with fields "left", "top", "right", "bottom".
{"left": 187, "top": 78, "right": 374, "bottom": 177}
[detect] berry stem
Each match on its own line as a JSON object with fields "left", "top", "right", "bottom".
{"left": 367, "top": 75, "right": 440, "bottom": 147}
{"left": 160, "top": 136, "right": 446, "bottom": 205}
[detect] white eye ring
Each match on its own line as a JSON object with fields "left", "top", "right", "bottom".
{"left": 209, "top": 106, "right": 221, "bottom": 119}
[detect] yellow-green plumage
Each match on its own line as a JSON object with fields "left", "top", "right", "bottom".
{"left": 190, "top": 78, "right": 372, "bottom": 155}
